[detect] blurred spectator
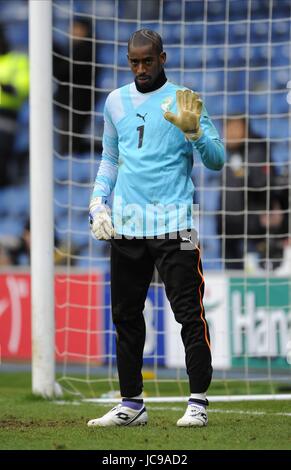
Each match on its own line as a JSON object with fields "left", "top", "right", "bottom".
{"left": 0, "top": 220, "right": 31, "bottom": 266}
{"left": 0, "top": 220, "right": 78, "bottom": 266}
{"left": 254, "top": 191, "right": 288, "bottom": 270}
{"left": 0, "top": 25, "right": 29, "bottom": 187}
{"left": 53, "top": 16, "right": 96, "bottom": 155}
{"left": 218, "top": 116, "right": 273, "bottom": 269}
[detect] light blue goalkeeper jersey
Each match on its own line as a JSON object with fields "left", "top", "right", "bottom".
{"left": 92, "top": 80, "right": 225, "bottom": 236}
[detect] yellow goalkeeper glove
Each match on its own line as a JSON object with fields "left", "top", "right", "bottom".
{"left": 164, "top": 90, "right": 203, "bottom": 141}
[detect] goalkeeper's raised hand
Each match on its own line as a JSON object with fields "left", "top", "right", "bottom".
{"left": 164, "top": 89, "right": 203, "bottom": 141}
{"left": 89, "top": 197, "right": 115, "bottom": 240}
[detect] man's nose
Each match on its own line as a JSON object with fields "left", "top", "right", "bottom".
{"left": 137, "top": 62, "right": 146, "bottom": 74}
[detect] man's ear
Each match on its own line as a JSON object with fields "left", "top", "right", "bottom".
{"left": 160, "top": 51, "right": 166, "bottom": 65}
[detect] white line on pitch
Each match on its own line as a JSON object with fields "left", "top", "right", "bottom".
{"left": 52, "top": 402, "right": 291, "bottom": 417}
{"left": 146, "top": 406, "right": 291, "bottom": 417}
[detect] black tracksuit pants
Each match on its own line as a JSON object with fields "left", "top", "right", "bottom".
{"left": 110, "top": 236, "right": 212, "bottom": 397}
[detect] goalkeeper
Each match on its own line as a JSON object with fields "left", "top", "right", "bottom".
{"left": 88, "top": 29, "right": 225, "bottom": 428}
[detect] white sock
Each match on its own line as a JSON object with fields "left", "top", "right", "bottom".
{"left": 190, "top": 393, "right": 206, "bottom": 401}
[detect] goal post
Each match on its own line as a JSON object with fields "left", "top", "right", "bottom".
{"left": 29, "top": 0, "right": 55, "bottom": 398}
{"left": 30, "top": 0, "right": 291, "bottom": 401}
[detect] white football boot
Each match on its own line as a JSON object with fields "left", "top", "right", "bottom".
{"left": 87, "top": 404, "right": 148, "bottom": 427}
{"left": 177, "top": 403, "right": 208, "bottom": 427}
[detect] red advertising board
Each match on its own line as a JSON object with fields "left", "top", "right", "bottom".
{"left": 0, "top": 273, "right": 103, "bottom": 363}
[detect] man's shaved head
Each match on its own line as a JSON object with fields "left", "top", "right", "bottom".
{"left": 128, "top": 29, "right": 163, "bottom": 55}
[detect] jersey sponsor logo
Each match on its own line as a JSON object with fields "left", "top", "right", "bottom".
{"left": 181, "top": 236, "right": 193, "bottom": 244}
{"left": 136, "top": 112, "right": 147, "bottom": 122}
{"left": 161, "top": 96, "right": 173, "bottom": 112}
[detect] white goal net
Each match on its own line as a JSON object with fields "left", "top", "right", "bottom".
{"left": 49, "top": 0, "right": 291, "bottom": 400}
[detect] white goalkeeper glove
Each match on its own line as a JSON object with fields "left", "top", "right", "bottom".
{"left": 89, "top": 196, "right": 115, "bottom": 240}
{"left": 164, "top": 89, "right": 203, "bottom": 141}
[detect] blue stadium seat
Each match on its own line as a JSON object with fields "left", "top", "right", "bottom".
{"left": 183, "top": 71, "right": 203, "bottom": 92}
{"left": 272, "top": 20, "right": 290, "bottom": 43}
{"left": 249, "top": 93, "right": 268, "bottom": 115}
{"left": 94, "top": 114, "right": 104, "bottom": 140}
{"left": 79, "top": 157, "right": 100, "bottom": 183}
{"left": 184, "top": 47, "right": 203, "bottom": 69}
{"left": 54, "top": 157, "right": 69, "bottom": 182}
{"left": 250, "top": 45, "right": 268, "bottom": 67}
{"left": 4, "top": 22, "right": 28, "bottom": 52}
{"left": 271, "top": 44, "right": 290, "bottom": 67}
{"left": 229, "top": 0, "right": 248, "bottom": 21}
{"left": 206, "top": 24, "right": 225, "bottom": 45}
{"left": 203, "top": 72, "right": 224, "bottom": 94}
{"left": 76, "top": 244, "right": 110, "bottom": 270}
{"left": 250, "top": 22, "right": 269, "bottom": 44}
{"left": 249, "top": 69, "right": 268, "bottom": 91}
{"left": 206, "top": 47, "right": 224, "bottom": 68}
{"left": 97, "top": 44, "right": 115, "bottom": 65}
{"left": 184, "top": 23, "right": 204, "bottom": 46}
{"left": 271, "top": 69, "right": 290, "bottom": 90}
{"left": 95, "top": 93, "right": 107, "bottom": 113}
{"left": 228, "top": 46, "right": 247, "bottom": 68}
{"left": 70, "top": 216, "right": 91, "bottom": 247}
{"left": 271, "top": 92, "right": 289, "bottom": 115}
{"left": 71, "top": 159, "right": 95, "bottom": 183}
{"left": 14, "top": 100, "right": 29, "bottom": 154}
{"left": 55, "top": 210, "right": 90, "bottom": 247}
{"left": 166, "top": 71, "right": 181, "bottom": 85}
{"left": 249, "top": 117, "right": 267, "bottom": 137}
{"left": 207, "top": 0, "right": 226, "bottom": 22}
{"left": 70, "top": 185, "right": 91, "bottom": 211}
{"left": 271, "top": 142, "right": 289, "bottom": 166}
{"left": 96, "top": 68, "right": 115, "bottom": 90}
{"left": 118, "top": 23, "right": 139, "bottom": 42}
{"left": 54, "top": 183, "right": 70, "bottom": 209}
{"left": 272, "top": 0, "right": 291, "bottom": 19}
{"left": 191, "top": 165, "right": 222, "bottom": 270}
{"left": 0, "top": 191, "right": 9, "bottom": 218}
{"left": 250, "top": 0, "right": 270, "bottom": 19}
{"left": 163, "top": 0, "right": 181, "bottom": 21}
{"left": 54, "top": 202, "right": 67, "bottom": 221}
{"left": 117, "top": 70, "right": 133, "bottom": 87}
{"left": 166, "top": 47, "right": 181, "bottom": 68}
{"left": 204, "top": 95, "right": 224, "bottom": 116}
{"left": 226, "top": 94, "right": 246, "bottom": 115}
{"left": 93, "top": 0, "right": 115, "bottom": 18}
{"left": 251, "top": 116, "right": 289, "bottom": 140}
{"left": 73, "top": 0, "right": 94, "bottom": 14}
{"left": 227, "top": 70, "right": 246, "bottom": 92}
{"left": 53, "top": 19, "right": 70, "bottom": 49}
{"left": 228, "top": 23, "right": 247, "bottom": 44}
{"left": 139, "top": 22, "right": 160, "bottom": 33}
{"left": 0, "top": 186, "right": 29, "bottom": 219}
{"left": 95, "top": 20, "right": 115, "bottom": 41}
{"left": 212, "top": 117, "right": 223, "bottom": 137}
{"left": 117, "top": 45, "right": 128, "bottom": 67}
{"left": 0, "top": 216, "right": 25, "bottom": 238}
{"left": 184, "top": 1, "right": 204, "bottom": 22}
{"left": 269, "top": 117, "right": 289, "bottom": 139}
{"left": 54, "top": 212, "right": 70, "bottom": 243}
{"left": 162, "top": 23, "right": 181, "bottom": 45}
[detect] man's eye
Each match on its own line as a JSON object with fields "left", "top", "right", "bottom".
{"left": 131, "top": 61, "right": 138, "bottom": 66}
{"left": 145, "top": 60, "right": 152, "bottom": 65}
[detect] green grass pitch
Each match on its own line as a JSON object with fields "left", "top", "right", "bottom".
{"left": 0, "top": 372, "right": 291, "bottom": 450}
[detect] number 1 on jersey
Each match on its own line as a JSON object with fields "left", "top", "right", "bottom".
{"left": 137, "top": 125, "right": 144, "bottom": 148}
